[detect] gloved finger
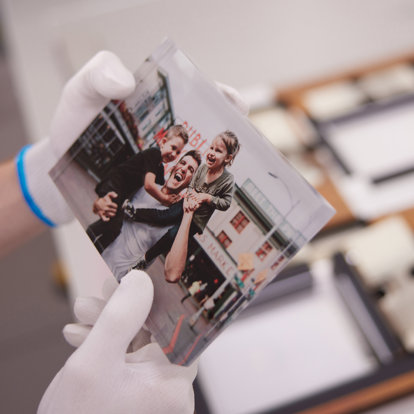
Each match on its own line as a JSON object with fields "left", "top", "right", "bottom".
{"left": 70, "top": 294, "right": 153, "bottom": 351}
{"left": 73, "top": 296, "right": 106, "bottom": 325}
{"left": 78, "top": 270, "right": 154, "bottom": 362}
{"left": 216, "top": 81, "right": 249, "bottom": 116}
{"left": 50, "top": 51, "right": 136, "bottom": 158}
{"left": 64, "top": 318, "right": 152, "bottom": 352}
{"left": 63, "top": 323, "right": 91, "bottom": 348}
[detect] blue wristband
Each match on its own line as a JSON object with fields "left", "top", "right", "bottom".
{"left": 15, "top": 145, "right": 56, "bottom": 227}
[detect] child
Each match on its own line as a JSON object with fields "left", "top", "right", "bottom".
{"left": 86, "top": 124, "right": 188, "bottom": 253}
{"left": 124, "top": 130, "right": 240, "bottom": 269}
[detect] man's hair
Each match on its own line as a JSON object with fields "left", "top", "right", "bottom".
{"left": 166, "top": 124, "right": 189, "bottom": 145}
{"left": 180, "top": 149, "right": 202, "bottom": 166}
{"left": 217, "top": 130, "right": 240, "bottom": 166}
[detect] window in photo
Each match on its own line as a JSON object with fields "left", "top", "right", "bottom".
{"left": 230, "top": 210, "right": 250, "bottom": 233}
{"left": 256, "top": 241, "right": 273, "bottom": 261}
{"left": 271, "top": 254, "right": 286, "bottom": 270}
{"left": 217, "top": 231, "right": 232, "bottom": 249}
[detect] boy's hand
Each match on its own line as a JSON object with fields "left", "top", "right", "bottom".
{"left": 93, "top": 191, "right": 118, "bottom": 221}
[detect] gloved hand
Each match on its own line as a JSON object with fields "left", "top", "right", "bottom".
{"left": 19, "top": 51, "right": 135, "bottom": 227}
{"left": 38, "top": 270, "right": 198, "bottom": 414}
{"left": 18, "top": 51, "right": 248, "bottom": 227}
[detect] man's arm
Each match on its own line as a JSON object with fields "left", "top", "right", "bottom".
{"left": 164, "top": 209, "right": 194, "bottom": 283}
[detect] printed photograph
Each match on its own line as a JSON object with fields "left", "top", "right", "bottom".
{"left": 50, "top": 40, "right": 334, "bottom": 365}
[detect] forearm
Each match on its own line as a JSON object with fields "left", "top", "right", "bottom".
{"left": 144, "top": 181, "right": 167, "bottom": 204}
{"left": 164, "top": 212, "right": 193, "bottom": 283}
{"left": 211, "top": 193, "right": 232, "bottom": 211}
{"left": 0, "top": 159, "right": 45, "bottom": 257}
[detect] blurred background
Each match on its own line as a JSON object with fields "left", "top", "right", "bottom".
{"left": 1, "top": 0, "right": 414, "bottom": 412}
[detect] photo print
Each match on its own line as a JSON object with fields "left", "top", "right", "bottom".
{"left": 51, "top": 39, "right": 335, "bottom": 365}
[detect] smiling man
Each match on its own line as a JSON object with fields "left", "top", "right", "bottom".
{"left": 86, "top": 125, "right": 189, "bottom": 253}
{"left": 101, "top": 150, "right": 201, "bottom": 281}
{"left": 124, "top": 131, "right": 238, "bottom": 277}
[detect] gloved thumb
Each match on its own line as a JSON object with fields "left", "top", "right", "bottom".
{"left": 78, "top": 270, "right": 154, "bottom": 363}
{"left": 49, "top": 50, "right": 136, "bottom": 158}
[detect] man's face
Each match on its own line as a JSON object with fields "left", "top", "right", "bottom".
{"left": 165, "top": 155, "right": 198, "bottom": 193}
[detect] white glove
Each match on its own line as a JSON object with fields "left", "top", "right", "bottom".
{"left": 19, "top": 51, "right": 136, "bottom": 226}
{"left": 17, "top": 52, "right": 248, "bottom": 227}
{"left": 216, "top": 81, "right": 249, "bottom": 116}
{"left": 38, "top": 270, "right": 198, "bottom": 414}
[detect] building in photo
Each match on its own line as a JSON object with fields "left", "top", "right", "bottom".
{"left": 186, "top": 178, "right": 306, "bottom": 321}
{"left": 126, "top": 62, "right": 175, "bottom": 148}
